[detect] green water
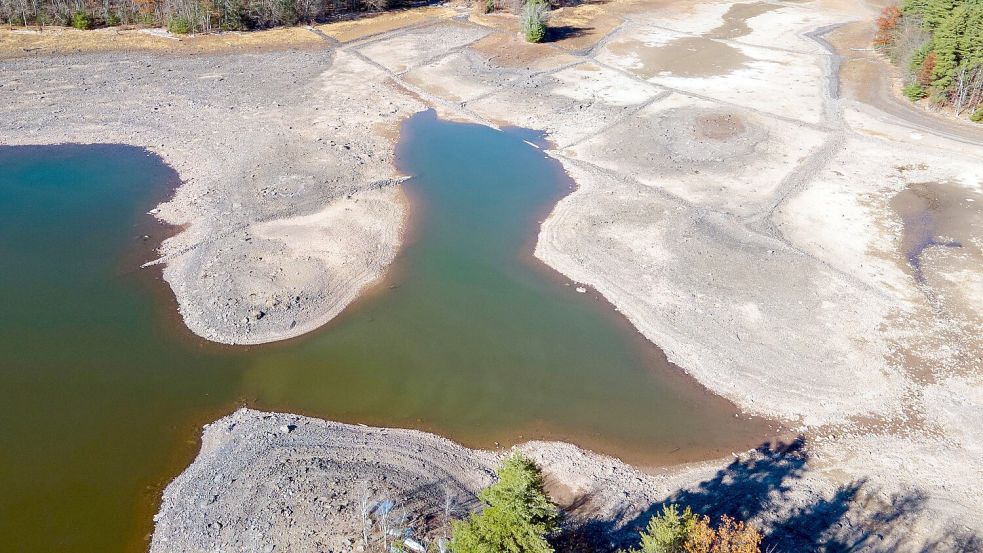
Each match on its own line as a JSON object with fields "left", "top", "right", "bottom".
{"left": 0, "top": 111, "right": 772, "bottom": 553}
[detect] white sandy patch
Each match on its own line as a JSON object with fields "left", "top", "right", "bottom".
{"left": 738, "top": 6, "right": 846, "bottom": 53}
{"left": 597, "top": 25, "right": 828, "bottom": 124}
{"left": 939, "top": 268, "right": 983, "bottom": 310}
{"left": 776, "top": 136, "right": 983, "bottom": 304}
{"left": 813, "top": 431, "right": 983, "bottom": 541}
{"left": 466, "top": 67, "right": 663, "bottom": 147}
{"left": 551, "top": 62, "right": 662, "bottom": 107}
{"left": 844, "top": 103, "right": 983, "bottom": 158}
{"left": 248, "top": 186, "right": 403, "bottom": 335}
{"left": 252, "top": 187, "right": 402, "bottom": 270}
{"left": 537, "top": 160, "right": 906, "bottom": 425}
{"left": 402, "top": 52, "right": 499, "bottom": 102}
{"left": 569, "top": 92, "right": 828, "bottom": 215}
{"left": 356, "top": 21, "right": 489, "bottom": 74}
{"left": 922, "top": 376, "right": 983, "bottom": 451}
{"left": 634, "top": 0, "right": 733, "bottom": 36}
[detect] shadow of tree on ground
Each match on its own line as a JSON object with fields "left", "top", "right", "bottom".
{"left": 555, "top": 437, "right": 979, "bottom": 552}
{"left": 547, "top": 25, "right": 592, "bottom": 42}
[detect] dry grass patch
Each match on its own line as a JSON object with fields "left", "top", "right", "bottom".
{"left": 470, "top": 32, "right": 579, "bottom": 70}
{"left": 315, "top": 6, "right": 455, "bottom": 42}
{"left": 0, "top": 25, "right": 322, "bottom": 58}
{"left": 547, "top": 1, "right": 624, "bottom": 52}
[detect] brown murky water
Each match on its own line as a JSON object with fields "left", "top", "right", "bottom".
{"left": 889, "top": 178, "right": 983, "bottom": 343}
{"left": 889, "top": 180, "right": 981, "bottom": 283}
{"left": 0, "top": 115, "right": 780, "bottom": 553}
{"left": 886, "top": 177, "right": 983, "bottom": 387}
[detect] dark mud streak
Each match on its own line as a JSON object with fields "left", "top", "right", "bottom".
{"left": 891, "top": 182, "right": 967, "bottom": 284}
{"left": 805, "top": 24, "right": 843, "bottom": 102}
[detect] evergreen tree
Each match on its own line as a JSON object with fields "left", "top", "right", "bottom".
{"left": 923, "top": 0, "right": 956, "bottom": 29}
{"left": 932, "top": 4, "right": 969, "bottom": 89}
{"left": 450, "top": 453, "right": 559, "bottom": 553}
{"left": 901, "top": 0, "right": 929, "bottom": 17}
{"left": 622, "top": 505, "right": 699, "bottom": 553}
{"left": 958, "top": 3, "right": 983, "bottom": 69}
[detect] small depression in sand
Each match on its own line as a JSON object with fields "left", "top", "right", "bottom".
{"left": 608, "top": 36, "right": 751, "bottom": 79}
{"left": 588, "top": 106, "right": 766, "bottom": 174}
{"left": 693, "top": 111, "right": 750, "bottom": 141}
{"left": 0, "top": 112, "right": 776, "bottom": 553}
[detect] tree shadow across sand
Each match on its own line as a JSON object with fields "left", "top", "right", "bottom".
{"left": 547, "top": 25, "right": 593, "bottom": 42}
{"left": 555, "top": 437, "right": 979, "bottom": 552}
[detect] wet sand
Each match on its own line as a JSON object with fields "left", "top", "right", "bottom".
{"left": 607, "top": 36, "right": 750, "bottom": 78}
{"left": 707, "top": 2, "right": 779, "bottom": 39}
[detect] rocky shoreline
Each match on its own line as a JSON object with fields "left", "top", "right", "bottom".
{"left": 151, "top": 408, "right": 977, "bottom": 552}
{"left": 2, "top": 0, "right": 982, "bottom": 549}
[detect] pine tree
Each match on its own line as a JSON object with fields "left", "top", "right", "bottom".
{"left": 923, "top": 0, "right": 956, "bottom": 29}
{"left": 901, "top": 0, "right": 929, "bottom": 18}
{"left": 450, "top": 453, "right": 558, "bottom": 553}
{"left": 932, "top": 4, "right": 969, "bottom": 90}
{"left": 958, "top": 3, "right": 983, "bottom": 69}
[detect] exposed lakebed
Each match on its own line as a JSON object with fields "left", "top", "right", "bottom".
{"left": 0, "top": 111, "right": 774, "bottom": 553}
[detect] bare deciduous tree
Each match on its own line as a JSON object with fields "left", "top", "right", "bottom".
{"left": 0, "top": 0, "right": 409, "bottom": 31}
{"left": 952, "top": 65, "right": 983, "bottom": 114}
{"left": 356, "top": 481, "right": 373, "bottom": 550}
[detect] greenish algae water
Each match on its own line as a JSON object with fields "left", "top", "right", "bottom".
{"left": 0, "top": 111, "right": 775, "bottom": 553}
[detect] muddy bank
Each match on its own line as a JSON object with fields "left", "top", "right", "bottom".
{"left": 1, "top": 43, "right": 425, "bottom": 344}
{"left": 151, "top": 409, "right": 978, "bottom": 552}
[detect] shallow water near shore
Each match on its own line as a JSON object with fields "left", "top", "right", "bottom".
{"left": 0, "top": 112, "right": 775, "bottom": 553}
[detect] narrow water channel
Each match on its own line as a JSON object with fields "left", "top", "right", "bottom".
{"left": 0, "top": 111, "right": 775, "bottom": 553}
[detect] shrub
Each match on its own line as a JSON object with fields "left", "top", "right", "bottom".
{"left": 363, "top": 0, "right": 390, "bottom": 10}
{"left": 167, "top": 16, "right": 192, "bottom": 33}
{"left": 106, "top": 12, "right": 121, "bottom": 26}
{"left": 622, "top": 505, "right": 698, "bottom": 553}
{"left": 711, "top": 515, "right": 763, "bottom": 553}
{"left": 874, "top": 5, "right": 902, "bottom": 46}
{"left": 480, "top": 0, "right": 495, "bottom": 13}
{"left": 971, "top": 106, "right": 983, "bottom": 121}
{"left": 520, "top": 0, "right": 548, "bottom": 43}
{"left": 916, "top": 50, "right": 937, "bottom": 85}
{"left": 217, "top": 0, "right": 247, "bottom": 30}
{"left": 621, "top": 505, "right": 762, "bottom": 553}
{"left": 71, "top": 10, "right": 91, "bottom": 29}
{"left": 903, "top": 82, "right": 928, "bottom": 99}
{"left": 450, "top": 452, "right": 558, "bottom": 553}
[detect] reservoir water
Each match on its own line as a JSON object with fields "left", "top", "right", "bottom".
{"left": 0, "top": 111, "right": 774, "bottom": 553}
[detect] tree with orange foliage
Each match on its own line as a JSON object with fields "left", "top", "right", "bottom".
{"left": 917, "top": 51, "right": 937, "bottom": 85}
{"left": 621, "top": 505, "right": 763, "bottom": 553}
{"left": 874, "top": 5, "right": 903, "bottom": 46}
